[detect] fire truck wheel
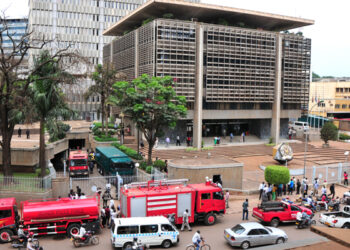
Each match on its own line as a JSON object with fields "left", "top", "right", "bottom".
{"left": 204, "top": 213, "right": 216, "bottom": 226}
{"left": 161, "top": 239, "right": 172, "bottom": 248}
{"left": 67, "top": 223, "right": 81, "bottom": 237}
{"left": 0, "top": 229, "right": 13, "bottom": 243}
{"left": 123, "top": 242, "right": 133, "bottom": 250}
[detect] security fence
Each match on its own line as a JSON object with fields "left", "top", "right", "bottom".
{"left": 312, "top": 162, "right": 350, "bottom": 184}
{"left": 0, "top": 175, "right": 52, "bottom": 192}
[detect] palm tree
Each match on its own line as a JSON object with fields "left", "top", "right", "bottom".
{"left": 85, "top": 63, "right": 126, "bottom": 137}
{"left": 31, "top": 51, "right": 74, "bottom": 177}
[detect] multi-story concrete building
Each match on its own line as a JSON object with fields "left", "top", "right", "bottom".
{"left": 0, "top": 18, "right": 29, "bottom": 76}
{"left": 309, "top": 80, "right": 350, "bottom": 119}
{"left": 103, "top": 0, "right": 313, "bottom": 147}
{"left": 28, "top": 0, "right": 149, "bottom": 120}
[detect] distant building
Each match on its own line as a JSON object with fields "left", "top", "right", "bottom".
{"left": 0, "top": 18, "right": 28, "bottom": 76}
{"left": 103, "top": 0, "right": 313, "bottom": 147}
{"left": 309, "top": 81, "right": 350, "bottom": 119}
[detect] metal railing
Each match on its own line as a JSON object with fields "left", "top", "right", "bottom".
{"left": 0, "top": 175, "right": 52, "bottom": 192}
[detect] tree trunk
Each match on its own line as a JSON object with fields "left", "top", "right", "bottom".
{"left": 104, "top": 107, "right": 108, "bottom": 137}
{"left": 1, "top": 105, "right": 14, "bottom": 177}
{"left": 101, "top": 96, "right": 105, "bottom": 136}
{"left": 39, "top": 118, "right": 46, "bottom": 177}
{"left": 147, "top": 141, "right": 154, "bottom": 165}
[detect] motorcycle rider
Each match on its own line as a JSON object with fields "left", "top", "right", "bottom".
{"left": 17, "top": 225, "right": 27, "bottom": 244}
{"left": 26, "top": 238, "right": 35, "bottom": 250}
{"left": 301, "top": 211, "right": 310, "bottom": 227}
{"left": 296, "top": 211, "right": 303, "bottom": 225}
{"left": 78, "top": 224, "right": 89, "bottom": 243}
{"left": 307, "top": 196, "right": 316, "bottom": 211}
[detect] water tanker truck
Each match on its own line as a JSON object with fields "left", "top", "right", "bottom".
{"left": 0, "top": 196, "right": 100, "bottom": 243}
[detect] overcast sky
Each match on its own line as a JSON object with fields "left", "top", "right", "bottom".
{"left": 1, "top": 0, "right": 349, "bottom": 77}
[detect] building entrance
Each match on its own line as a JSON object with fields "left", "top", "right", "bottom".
{"left": 202, "top": 120, "right": 249, "bottom": 137}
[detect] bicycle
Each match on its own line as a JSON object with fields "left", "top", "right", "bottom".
{"left": 185, "top": 239, "right": 211, "bottom": 250}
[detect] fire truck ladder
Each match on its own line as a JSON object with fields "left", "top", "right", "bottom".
{"left": 125, "top": 179, "right": 189, "bottom": 189}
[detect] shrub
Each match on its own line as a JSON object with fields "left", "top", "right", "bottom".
{"left": 94, "top": 135, "right": 118, "bottom": 142}
{"left": 339, "top": 133, "right": 350, "bottom": 140}
{"left": 35, "top": 168, "right": 50, "bottom": 176}
{"left": 93, "top": 122, "right": 115, "bottom": 129}
{"left": 112, "top": 142, "right": 143, "bottom": 160}
{"left": 139, "top": 161, "right": 147, "bottom": 170}
{"left": 269, "top": 137, "right": 273, "bottom": 144}
{"left": 185, "top": 147, "right": 198, "bottom": 152}
{"left": 264, "top": 165, "right": 290, "bottom": 185}
{"left": 146, "top": 166, "right": 153, "bottom": 174}
{"left": 153, "top": 160, "right": 166, "bottom": 171}
{"left": 202, "top": 146, "right": 213, "bottom": 151}
{"left": 320, "top": 122, "right": 338, "bottom": 144}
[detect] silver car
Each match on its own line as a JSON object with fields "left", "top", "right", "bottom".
{"left": 224, "top": 222, "right": 288, "bottom": 249}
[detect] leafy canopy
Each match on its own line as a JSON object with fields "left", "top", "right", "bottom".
{"left": 264, "top": 165, "right": 290, "bottom": 185}
{"left": 320, "top": 121, "right": 338, "bottom": 144}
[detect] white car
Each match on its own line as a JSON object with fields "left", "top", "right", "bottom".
{"left": 224, "top": 222, "right": 288, "bottom": 249}
{"left": 288, "top": 121, "right": 309, "bottom": 132}
{"left": 319, "top": 205, "right": 350, "bottom": 228}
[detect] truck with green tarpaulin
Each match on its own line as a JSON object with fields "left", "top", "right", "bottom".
{"left": 95, "top": 147, "right": 135, "bottom": 176}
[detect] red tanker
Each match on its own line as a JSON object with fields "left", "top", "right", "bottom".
{"left": 0, "top": 197, "right": 100, "bottom": 243}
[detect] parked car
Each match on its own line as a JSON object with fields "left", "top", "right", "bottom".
{"left": 288, "top": 121, "right": 309, "bottom": 132}
{"left": 224, "top": 222, "right": 287, "bottom": 249}
{"left": 319, "top": 205, "right": 350, "bottom": 228}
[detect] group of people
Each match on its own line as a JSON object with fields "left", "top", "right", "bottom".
{"left": 17, "top": 127, "right": 30, "bottom": 139}
{"left": 68, "top": 186, "right": 87, "bottom": 199}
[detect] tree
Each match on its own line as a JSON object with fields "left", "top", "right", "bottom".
{"left": 0, "top": 17, "right": 79, "bottom": 176}
{"left": 264, "top": 165, "right": 290, "bottom": 185}
{"left": 312, "top": 72, "right": 320, "bottom": 81}
{"left": 30, "top": 50, "right": 75, "bottom": 177}
{"left": 320, "top": 121, "right": 338, "bottom": 145}
{"left": 84, "top": 63, "right": 126, "bottom": 137}
{"left": 111, "top": 74, "right": 187, "bottom": 165}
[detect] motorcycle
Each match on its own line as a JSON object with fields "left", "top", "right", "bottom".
{"left": 11, "top": 234, "right": 39, "bottom": 249}
{"left": 296, "top": 216, "right": 316, "bottom": 229}
{"left": 125, "top": 242, "right": 149, "bottom": 250}
{"left": 71, "top": 231, "right": 99, "bottom": 247}
{"left": 328, "top": 201, "right": 340, "bottom": 212}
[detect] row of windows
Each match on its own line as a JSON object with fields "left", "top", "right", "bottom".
{"left": 335, "top": 104, "right": 350, "bottom": 109}
{"left": 115, "top": 224, "right": 175, "bottom": 235}
{"left": 336, "top": 88, "right": 350, "bottom": 93}
{"left": 104, "top": 1, "right": 140, "bottom": 10}
{"left": 57, "top": 41, "right": 99, "bottom": 51}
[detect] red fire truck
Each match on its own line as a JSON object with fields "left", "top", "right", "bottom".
{"left": 120, "top": 179, "right": 225, "bottom": 226}
{"left": 0, "top": 197, "right": 100, "bottom": 243}
{"left": 68, "top": 150, "right": 89, "bottom": 177}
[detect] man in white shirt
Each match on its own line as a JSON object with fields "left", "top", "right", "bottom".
{"left": 181, "top": 209, "right": 191, "bottom": 231}
{"left": 192, "top": 230, "right": 202, "bottom": 250}
{"left": 225, "top": 191, "right": 230, "bottom": 208}
{"left": 259, "top": 182, "right": 265, "bottom": 200}
{"left": 296, "top": 211, "right": 303, "bottom": 223}
{"left": 78, "top": 224, "right": 87, "bottom": 241}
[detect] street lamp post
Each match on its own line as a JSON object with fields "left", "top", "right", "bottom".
{"left": 120, "top": 112, "right": 124, "bottom": 145}
{"left": 303, "top": 128, "right": 308, "bottom": 178}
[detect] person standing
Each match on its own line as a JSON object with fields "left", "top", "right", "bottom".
{"left": 26, "top": 129, "right": 30, "bottom": 139}
{"left": 288, "top": 128, "right": 292, "bottom": 140}
{"left": 296, "top": 179, "right": 301, "bottom": 195}
{"left": 176, "top": 135, "right": 181, "bottom": 146}
{"left": 225, "top": 191, "right": 230, "bottom": 208}
{"left": 313, "top": 178, "right": 319, "bottom": 196}
{"left": 242, "top": 199, "right": 249, "bottom": 220}
{"left": 242, "top": 132, "right": 246, "bottom": 142}
{"left": 18, "top": 127, "right": 22, "bottom": 137}
{"left": 344, "top": 172, "right": 348, "bottom": 186}
{"left": 165, "top": 137, "right": 170, "bottom": 147}
{"left": 289, "top": 179, "right": 294, "bottom": 195}
{"left": 181, "top": 209, "right": 191, "bottom": 231}
{"left": 76, "top": 186, "right": 82, "bottom": 197}
{"left": 214, "top": 136, "right": 217, "bottom": 146}
{"left": 230, "top": 132, "right": 234, "bottom": 142}
{"left": 186, "top": 136, "right": 191, "bottom": 147}
{"left": 258, "top": 182, "right": 265, "bottom": 200}
{"left": 321, "top": 185, "right": 327, "bottom": 195}
{"left": 105, "top": 206, "right": 111, "bottom": 227}
{"left": 101, "top": 207, "right": 106, "bottom": 228}
{"left": 155, "top": 137, "right": 159, "bottom": 148}
{"left": 223, "top": 128, "right": 226, "bottom": 139}
{"left": 329, "top": 183, "right": 335, "bottom": 199}
{"left": 217, "top": 137, "right": 221, "bottom": 145}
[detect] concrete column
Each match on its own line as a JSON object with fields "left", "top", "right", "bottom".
{"left": 271, "top": 34, "right": 282, "bottom": 144}
{"left": 193, "top": 24, "right": 204, "bottom": 149}
{"left": 110, "top": 39, "right": 113, "bottom": 64}
{"left": 134, "top": 29, "right": 139, "bottom": 78}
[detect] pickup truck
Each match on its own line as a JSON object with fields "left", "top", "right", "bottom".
{"left": 319, "top": 205, "right": 350, "bottom": 228}
{"left": 252, "top": 201, "right": 313, "bottom": 227}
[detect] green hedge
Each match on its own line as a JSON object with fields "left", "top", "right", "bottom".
{"left": 153, "top": 160, "right": 166, "bottom": 171}
{"left": 146, "top": 166, "right": 153, "bottom": 174}
{"left": 139, "top": 161, "right": 147, "bottom": 170}
{"left": 112, "top": 142, "right": 143, "bottom": 160}
{"left": 94, "top": 135, "right": 118, "bottom": 142}
{"left": 339, "top": 133, "right": 350, "bottom": 140}
{"left": 264, "top": 165, "right": 290, "bottom": 185}
{"left": 93, "top": 122, "right": 116, "bottom": 129}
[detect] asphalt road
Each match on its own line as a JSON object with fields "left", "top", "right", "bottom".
{"left": 2, "top": 213, "right": 327, "bottom": 250}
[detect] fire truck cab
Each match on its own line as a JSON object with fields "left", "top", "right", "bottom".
{"left": 0, "top": 198, "right": 19, "bottom": 242}
{"left": 120, "top": 179, "right": 225, "bottom": 226}
{"left": 68, "top": 150, "right": 89, "bottom": 177}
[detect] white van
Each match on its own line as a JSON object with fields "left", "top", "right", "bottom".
{"left": 111, "top": 216, "right": 179, "bottom": 249}
{"left": 288, "top": 121, "right": 309, "bottom": 132}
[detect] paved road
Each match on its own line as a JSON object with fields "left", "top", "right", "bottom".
{"left": 2, "top": 213, "right": 327, "bottom": 250}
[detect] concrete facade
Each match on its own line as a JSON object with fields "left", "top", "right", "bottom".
{"left": 168, "top": 157, "right": 243, "bottom": 189}
{"left": 104, "top": 0, "right": 313, "bottom": 148}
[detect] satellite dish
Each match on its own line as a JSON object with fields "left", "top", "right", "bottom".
{"left": 91, "top": 185, "right": 97, "bottom": 192}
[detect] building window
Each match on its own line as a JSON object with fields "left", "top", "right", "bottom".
{"left": 336, "top": 88, "right": 340, "bottom": 93}
{"left": 335, "top": 104, "right": 340, "bottom": 109}
{"left": 342, "top": 104, "right": 347, "bottom": 109}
